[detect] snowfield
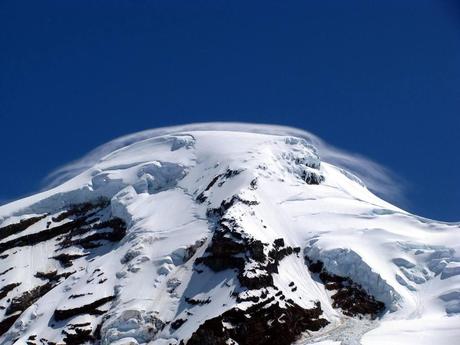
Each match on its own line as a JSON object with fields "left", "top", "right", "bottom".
{"left": 0, "top": 124, "right": 458, "bottom": 345}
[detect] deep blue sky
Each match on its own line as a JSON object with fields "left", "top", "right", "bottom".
{"left": 1, "top": 0, "right": 459, "bottom": 221}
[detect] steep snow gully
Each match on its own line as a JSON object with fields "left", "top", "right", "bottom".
{"left": 0, "top": 124, "right": 458, "bottom": 345}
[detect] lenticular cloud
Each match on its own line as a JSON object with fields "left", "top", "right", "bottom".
{"left": 43, "top": 122, "right": 404, "bottom": 204}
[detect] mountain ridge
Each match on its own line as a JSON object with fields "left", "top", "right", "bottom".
{"left": 0, "top": 127, "right": 458, "bottom": 345}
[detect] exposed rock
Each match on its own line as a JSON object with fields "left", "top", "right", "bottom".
{"left": 188, "top": 194, "right": 329, "bottom": 344}
{"left": 58, "top": 218, "right": 126, "bottom": 250}
{"left": 51, "top": 253, "right": 88, "bottom": 268}
{"left": 69, "top": 293, "right": 93, "bottom": 299}
{"left": 0, "top": 267, "right": 13, "bottom": 276}
{"left": 182, "top": 238, "right": 206, "bottom": 262}
{"left": 217, "top": 169, "right": 243, "bottom": 187}
{"left": 195, "top": 232, "right": 246, "bottom": 272}
{"left": 171, "top": 318, "right": 187, "bottom": 330}
{"left": 301, "top": 170, "right": 324, "bottom": 185}
{"left": 0, "top": 283, "right": 20, "bottom": 300}
{"left": 6, "top": 282, "right": 55, "bottom": 316}
{"left": 196, "top": 175, "right": 220, "bottom": 203}
{"left": 62, "top": 327, "right": 95, "bottom": 345}
{"left": 305, "top": 257, "right": 385, "bottom": 318}
{"left": 35, "top": 270, "right": 74, "bottom": 282}
{"left": 185, "top": 297, "right": 211, "bottom": 305}
{"left": 0, "top": 218, "right": 87, "bottom": 255}
{"left": 54, "top": 296, "right": 115, "bottom": 321}
{"left": 0, "top": 214, "right": 47, "bottom": 241}
{"left": 52, "top": 200, "right": 108, "bottom": 223}
{"left": 186, "top": 299, "right": 328, "bottom": 345}
{"left": 0, "top": 314, "right": 21, "bottom": 336}
{"left": 196, "top": 169, "right": 244, "bottom": 203}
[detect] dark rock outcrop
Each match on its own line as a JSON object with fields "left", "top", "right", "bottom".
{"left": 186, "top": 299, "right": 328, "bottom": 345}
{"left": 35, "top": 270, "right": 74, "bottom": 282}
{"left": 196, "top": 169, "right": 244, "bottom": 203}
{"left": 62, "top": 327, "right": 95, "bottom": 345}
{"left": 0, "top": 201, "right": 127, "bottom": 341}
{"left": 0, "top": 282, "right": 21, "bottom": 300}
{"left": 54, "top": 296, "right": 115, "bottom": 321}
{"left": 301, "top": 171, "right": 324, "bottom": 185}
{"left": 0, "top": 218, "right": 87, "bottom": 255}
{"left": 0, "top": 215, "right": 47, "bottom": 241}
{"left": 305, "top": 258, "right": 385, "bottom": 318}
{"left": 51, "top": 253, "right": 88, "bottom": 268}
{"left": 52, "top": 200, "right": 108, "bottom": 223}
{"left": 0, "top": 314, "right": 21, "bottom": 337}
{"left": 187, "top": 194, "right": 329, "bottom": 344}
{"left": 5, "top": 282, "right": 55, "bottom": 316}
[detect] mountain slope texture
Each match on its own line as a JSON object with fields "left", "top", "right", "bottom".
{"left": 0, "top": 124, "right": 458, "bottom": 345}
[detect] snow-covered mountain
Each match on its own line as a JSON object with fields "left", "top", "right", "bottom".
{"left": 0, "top": 124, "right": 458, "bottom": 345}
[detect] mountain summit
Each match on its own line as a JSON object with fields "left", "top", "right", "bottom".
{"left": 0, "top": 125, "right": 458, "bottom": 345}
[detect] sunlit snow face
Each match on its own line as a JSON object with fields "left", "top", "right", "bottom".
{"left": 0, "top": 124, "right": 458, "bottom": 345}
{"left": 43, "top": 123, "right": 404, "bottom": 205}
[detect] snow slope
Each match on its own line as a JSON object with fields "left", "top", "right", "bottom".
{"left": 0, "top": 125, "right": 458, "bottom": 345}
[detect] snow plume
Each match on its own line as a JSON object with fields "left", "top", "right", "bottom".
{"left": 43, "top": 122, "right": 405, "bottom": 205}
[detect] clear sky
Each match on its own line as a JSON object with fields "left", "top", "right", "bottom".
{"left": 0, "top": 0, "right": 459, "bottom": 221}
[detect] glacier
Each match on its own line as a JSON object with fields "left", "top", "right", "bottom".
{"left": 0, "top": 124, "right": 458, "bottom": 345}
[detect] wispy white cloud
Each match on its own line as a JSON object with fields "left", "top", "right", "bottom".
{"left": 42, "top": 122, "right": 407, "bottom": 206}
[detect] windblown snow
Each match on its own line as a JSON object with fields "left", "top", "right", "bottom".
{"left": 0, "top": 125, "right": 458, "bottom": 345}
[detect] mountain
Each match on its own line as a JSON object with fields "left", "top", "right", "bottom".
{"left": 0, "top": 124, "right": 458, "bottom": 345}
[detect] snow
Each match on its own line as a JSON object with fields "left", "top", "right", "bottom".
{"left": 0, "top": 126, "right": 459, "bottom": 344}
{"left": 361, "top": 316, "right": 460, "bottom": 345}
